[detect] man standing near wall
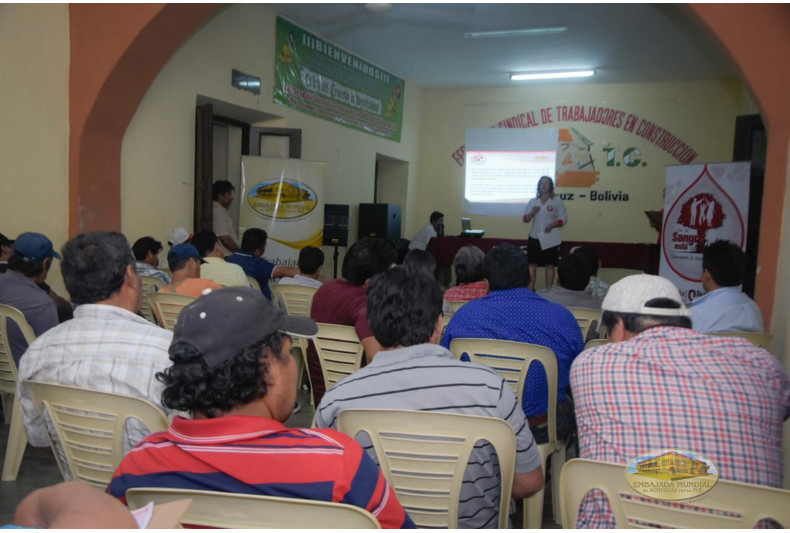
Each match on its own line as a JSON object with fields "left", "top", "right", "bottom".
{"left": 212, "top": 180, "right": 239, "bottom": 256}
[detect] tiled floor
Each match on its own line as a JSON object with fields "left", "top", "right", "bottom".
{"left": 0, "top": 388, "right": 561, "bottom": 528}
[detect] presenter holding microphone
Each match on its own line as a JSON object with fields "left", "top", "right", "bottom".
{"left": 522, "top": 176, "right": 567, "bottom": 291}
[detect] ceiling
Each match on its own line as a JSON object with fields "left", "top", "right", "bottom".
{"left": 262, "top": 3, "right": 738, "bottom": 89}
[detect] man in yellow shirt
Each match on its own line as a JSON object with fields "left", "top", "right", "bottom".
{"left": 190, "top": 230, "right": 249, "bottom": 287}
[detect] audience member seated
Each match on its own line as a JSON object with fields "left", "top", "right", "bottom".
{"left": 132, "top": 236, "right": 171, "bottom": 284}
{"left": 0, "top": 232, "right": 60, "bottom": 365}
{"left": 167, "top": 226, "right": 192, "bottom": 247}
{"left": 690, "top": 239, "right": 764, "bottom": 333}
{"left": 441, "top": 243, "right": 583, "bottom": 443}
{"left": 442, "top": 245, "right": 488, "bottom": 316}
{"left": 573, "top": 245, "right": 609, "bottom": 298}
{"left": 277, "top": 245, "right": 324, "bottom": 289}
{"left": 226, "top": 228, "right": 299, "bottom": 300}
{"left": 540, "top": 253, "right": 602, "bottom": 310}
{"left": 190, "top": 230, "right": 249, "bottom": 287}
{"left": 402, "top": 248, "right": 436, "bottom": 277}
{"left": 570, "top": 274, "right": 790, "bottom": 528}
{"left": 0, "top": 232, "right": 13, "bottom": 273}
{"left": 107, "top": 287, "right": 414, "bottom": 529}
{"left": 18, "top": 231, "right": 174, "bottom": 455}
{"left": 160, "top": 243, "right": 222, "bottom": 297}
{"left": 307, "top": 237, "right": 394, "bottom": 404}
{"left": 316, "top": 268, "right": 543, "bottom": 528}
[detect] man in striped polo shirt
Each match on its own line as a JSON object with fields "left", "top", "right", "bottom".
{"left": 316, "top": 268, "right": 544, "bottom": 528}
{"left": 108, "top": 287, "right": 414, "bottom": 529}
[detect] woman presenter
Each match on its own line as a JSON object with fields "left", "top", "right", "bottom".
{"left": 522, "top": 176, "right": 567, "bottom": 291}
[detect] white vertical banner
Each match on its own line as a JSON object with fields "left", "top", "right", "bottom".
{"left": 659, "top": 162, "right": 750, "bottom": 303}
{"left": 240, "top": 156, "right": 325, "bottom": 267}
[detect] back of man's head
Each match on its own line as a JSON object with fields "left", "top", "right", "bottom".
{"left": 342, "top": 237, "right": 396, "bottom": 286}
{"left": 132, "top": 237, "right": 162, "bottom": 262}
{"left": 9, "top": 232, "right": 60, "bottom": 279}
{"left": 557, "top": 253, "right": 592, "bottom": 291}
{"left": 572, "top": 246, "right": 600, "bottom": 276}
{"left": 403, "top": 249, "right": 436, "bottom": 277}
{"left": 212, "top": 180, "right": 234, "bottom": 201}
{"left": 702, "top": 240, "right": 745, "bottom": 287}
{"left": 190, "top": 230, "right": 218, "bottom": 258}
{"left": 367, "top": 267, "right": 442, "bottom": 348}
{"left": 600, "top": 274, "right": 691, "bottom": 337}
{"left": 167, "top": 243, "right": 203, "bottom": 273}
{"left": 61, "top": 232, "right": 135, "bottom": 305}
{"left": 298, "top": 246, "right": 324, "bottom": 275}
{"left": 483, "top": 243, "right": 530, "bottom": 292}
{"left": 453, "top": 245, "right": 485, "bottom": 285}
{"left": 430, "top": 211, "right": 444, "bottom": 224}
{"left": 241, "top": 228, "right": 267, "bottom": 254}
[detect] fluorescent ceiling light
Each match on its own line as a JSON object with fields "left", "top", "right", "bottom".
{"left": 465, "top": 26, "right": 567, "bottom": 39}
{"left": 510, "top": 70, "right": 595, "bottom": 81}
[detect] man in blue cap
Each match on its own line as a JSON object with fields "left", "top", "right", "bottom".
{"left": 0, "top": 232, "right": 61, "bottom": 365}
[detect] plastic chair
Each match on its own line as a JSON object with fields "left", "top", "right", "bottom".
{"left": 126, "top": 487, "right": 381, "bottom": 528}
{"left": 337, "top": 408, "right": 516, "bottom": 529}
{"left": 24, "top": 380, "right": 168, "bottom": 488}
{"left": 560, "top": 458, "right": 790, "bottom": 528}
{"left": 140, "top": 275, "right": 168, "bottom": 324}
{"left": 584, "top": 338, "right": 608, "bottom": 350}
{"left": 246, "top": 276, "right": 260, "bottom": 291}
{"left": 147, "top": 292, "right": 196, "bottom": 331}
{"left": 312, "top": 323, "right": 364, "bottom": 391}
{"left": 566, "top": 307, "right": 602, "bottom": 342}
{"left": 446, "top": 300, "right": 467, "bottom": 314}
{"left": 448, "top": 338, "right": 565, "bottom": 528}
{"left": 272, "top": 285, "right": 318, "bottom": 403}
{"left": 708, "top": 331, "right": 772, "bottom": 349}
{"left": 0, "top": 304, "right": 36, "bottom": 481}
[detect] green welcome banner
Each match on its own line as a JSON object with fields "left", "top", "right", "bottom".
{"left": 274, "top": 16, "right": 404, "bottom": 142}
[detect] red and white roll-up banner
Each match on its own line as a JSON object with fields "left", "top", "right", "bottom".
{"left": 659, "top": 162, "right": 750, "bottom": 303}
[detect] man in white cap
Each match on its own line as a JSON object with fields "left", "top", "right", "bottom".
{"left": 570, "top": 274, "right": 790, "bottom": 528}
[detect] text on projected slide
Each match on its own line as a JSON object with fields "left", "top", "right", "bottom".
{"left": 465, "top": 151, "right": 555, "bottom": 203}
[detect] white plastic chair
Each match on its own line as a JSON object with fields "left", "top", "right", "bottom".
{"left": 271, "top": 285, "right": 318, "bottom": 403}
{"left": 312, "top": 323, "right": 364, "bottom": 391}
{"left": 567, "top": 306, "right": 602, "bottom": 342}
{"left": 708, "top": 331, "right": 772, "bottom": 349}
{"left": 140, "top": 275, "right": 168, "bottom": 324}
{"left": 147, "top": 292, "right": 196, "bottom": 331}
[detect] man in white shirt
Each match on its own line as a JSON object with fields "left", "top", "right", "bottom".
{"left": 408, "top": 211, "right": 444, "bottom": 251}
{"left": 190, "top": 230, "right": 249, "bottom": 287}
{"left": 690, "top": 239, "right": 764, "bottom": 333}
{"left": 277, "top": 246, "right": 324, "bottom": 289}
{"left": 212, "top": 180, "right": 239, "bottom": 256}
{"left": 18, "top": 232, "right": 173, "bottom": 456}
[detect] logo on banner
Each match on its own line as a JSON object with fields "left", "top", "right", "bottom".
{"left": 247, "top": 180, "right": 318, "bottom": 220}
{"left": 662, "top": 165, "right": 745, "bottom": 282}
{"left": 626, "top": 449, "right": 719, "bottom": 501}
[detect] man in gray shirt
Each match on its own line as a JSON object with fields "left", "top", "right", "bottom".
{"left": 316, "top": 267, "right": 544, "bottom": 528}
{"left": 0, "top": 233, "right": 60, "bottom": 365}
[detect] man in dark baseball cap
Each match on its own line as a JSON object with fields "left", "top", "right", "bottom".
{"left": 0, "top": 233, "right": 13, "bottom": 273}
{"left": 107, "top": 287, "right": 414, "bottom": 528}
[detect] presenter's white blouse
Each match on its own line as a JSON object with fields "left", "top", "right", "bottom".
{"left": 524, "top": 196, "right": 568, "bottom": 239}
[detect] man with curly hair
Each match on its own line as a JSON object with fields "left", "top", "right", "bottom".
{"left": 108, "top": 287, "right": 414, "bottom": 528}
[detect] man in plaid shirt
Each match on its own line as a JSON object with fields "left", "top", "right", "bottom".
{"left": 570, "top": 274, "right": 790, "bottom": 528}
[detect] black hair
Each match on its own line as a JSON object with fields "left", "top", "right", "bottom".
{"left": 167, "top": 256, "right": 192, "bottom": 273}
{"left": 430, "top": 211, "right": 444, "bottom": 223}
{"left": 536, "top": 176, "right": 555, "bottom": 198}
{"left": 132, "top": 236, "right": 163, "bottom": 261}
{"left": 241, "top": 227, "right": 267, "bottom": 254}
{"left": 453, "top": 245, "right": 485, "bottom": 285}
{"left": 573, "top": 245, "right": 600, "bottom": 276}
{"left": 342, "top": 237, "right": 396, "bottom": 286}
{"left": 557, "top": 253, "right": 592, "bottom": 291}
{"left": 483, "top": 243, "right": 530, "bottom": 291}
{"left": 190, "top": 230, "right": 218, "bottom": 258}
{"left": 702, "top": 240, "right": 745, "bottom": 287}
{"left": 61, "top": 232, "right": 135, "bottom": 305}
{"left": 8, "top": 254, "right": 47, "bottom": 278}
{"left": 0, "top": 233, "right": 11, "bottom": 247}
{"left": 158, "top": 332, "right": 284, "bottom": 417}
{"left": 212, "top": 180, "right": 235, "bottom": 200}
{"left": 403, "top": 249, "right": 436, "bottom": 277}
{"left": 601, "top": 298, "right": 692, "bottom": 336}
{"left": 367, "top": 268, "right": 442, "bottom": 348}
{"left": 298, "top": 246, "right": 324, "bottom": 275}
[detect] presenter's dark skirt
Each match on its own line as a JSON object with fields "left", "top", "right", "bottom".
{"left": 527, "top": 237, "right": 560, "bottom": 267}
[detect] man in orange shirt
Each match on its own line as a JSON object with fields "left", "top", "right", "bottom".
{"left": 161, "top": 243, "right": 222, "bottom": 297}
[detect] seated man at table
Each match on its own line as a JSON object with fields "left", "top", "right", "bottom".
{"left": 441, "top": 243, "right": 583, "bottom": 443}
{"left": 316, "top": 268, "right": 543, "bottom": 529}
{"left": 408, "top": 210, "right": 443, "bottom": 251}
{"left": 690, "top": 239, "right": 764, "bottom": 333}
{"left": 108, "top": 287, "right": 414, "bottom": 529}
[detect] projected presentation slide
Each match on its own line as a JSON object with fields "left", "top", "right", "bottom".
{"left": 464, "top": 128, "right": 559, "bottom": 216}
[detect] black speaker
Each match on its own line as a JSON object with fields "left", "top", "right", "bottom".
{"left": 323, "top": 204, "right": 349, "bottom": 247}
{"left": 358, "top": 203, "right": 402, "bottom": 241}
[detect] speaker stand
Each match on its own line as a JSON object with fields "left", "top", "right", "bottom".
{"left": 332, "top": 244, "right": 341, "bottom": 279}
